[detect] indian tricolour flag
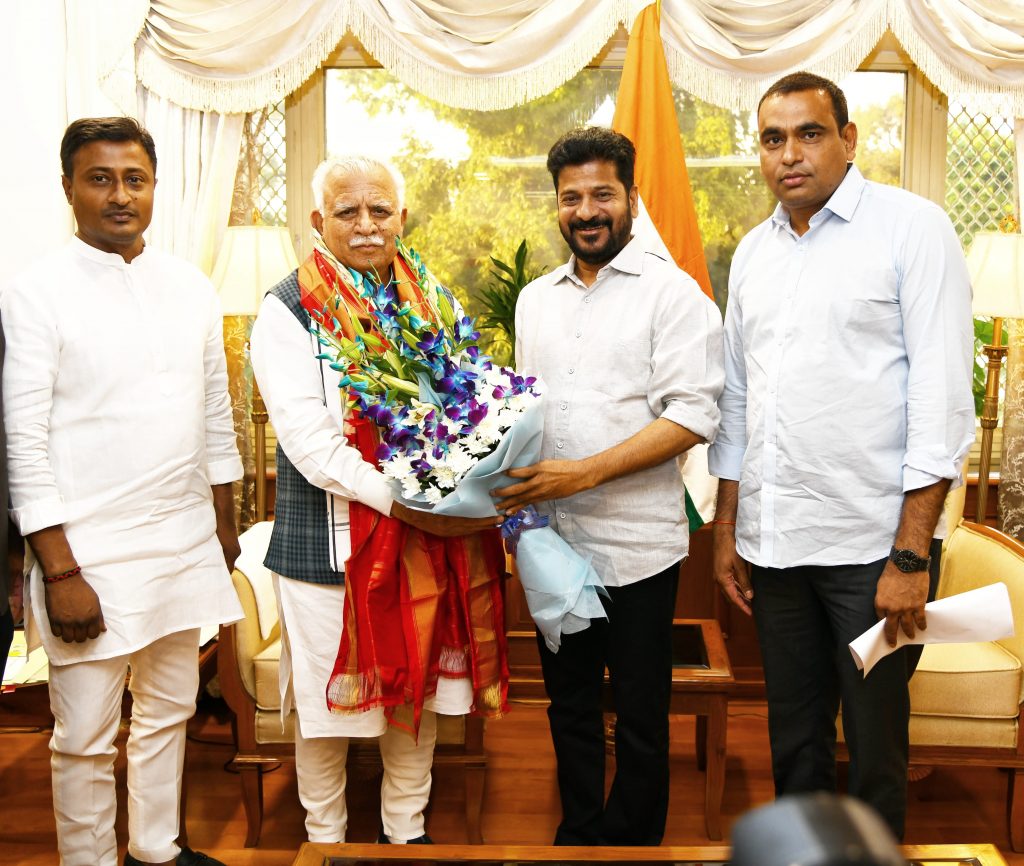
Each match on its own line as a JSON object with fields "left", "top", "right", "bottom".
{"left": 612, "top": 0, "right": 718, "bottom": 532}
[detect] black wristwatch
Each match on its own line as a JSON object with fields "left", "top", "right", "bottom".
{"left": 889, "top": 546, "right": 931, "bottom": 573}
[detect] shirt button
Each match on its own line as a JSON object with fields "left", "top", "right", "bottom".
{"left": 575, "top": 331, "right": 582, "bottom": 338}
{"left": 556, "top": 440, "right": 564, "bottom": 449}
{"left": 559, "top": 512, "right": 566, "bottom": 519}
{"left": 568, "top": 367, "right": 575, "bottom": 374}
{"left": 584, "top": 297, "right": 592, "bottom": 303}
{"left": 559, "top": 401, "right": 568, "bottom": 410}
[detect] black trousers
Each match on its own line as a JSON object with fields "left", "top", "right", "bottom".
{"left": 538, "top": 561, "right": 680, "bottom": 846}
{"left": 0, "top": 607, "right": 11, "bottom": 671}
{"left": 750, "top": 539, "right": 941, "bottom": 839}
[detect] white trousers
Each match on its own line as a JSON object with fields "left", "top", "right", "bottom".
{"left": 295, "top": 710, "right": 438, "bottom": 842}
{"left": 47, "top": 628, "right": 201, "bottom": 866}
{"left": 275, "top": 576, "right": 464, "bottom": 842}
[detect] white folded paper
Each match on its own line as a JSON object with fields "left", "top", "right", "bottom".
{"left": 849, "top": 582, "right": 1015, "bottom": 676}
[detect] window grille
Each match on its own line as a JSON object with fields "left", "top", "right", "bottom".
{"left": 946, "top": 102, "right": 1015, "bottom": 247}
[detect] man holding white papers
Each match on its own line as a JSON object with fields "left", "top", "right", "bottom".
{"left": 709, "top": 73, "right": 975, "bottom": 838}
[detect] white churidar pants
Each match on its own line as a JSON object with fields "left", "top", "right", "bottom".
{"left": 47, "top": 628, "right": 201, "bottom": 866}
{"left": 275, "top": 575, "right": 471, "bottom": 842}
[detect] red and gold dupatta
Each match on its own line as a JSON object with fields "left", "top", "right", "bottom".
{"left": 297, "top": 242, "right": 509, "bottom": 732}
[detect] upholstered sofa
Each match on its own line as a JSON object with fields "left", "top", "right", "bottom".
{"left": 839, "top": 518, "right": 1024, "bottom": 850}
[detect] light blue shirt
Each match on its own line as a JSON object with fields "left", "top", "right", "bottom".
{"left": 708, "top": 166, "right": 975, "bottom": 568}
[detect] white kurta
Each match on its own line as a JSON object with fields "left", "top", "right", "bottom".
{"left": 2, "top": 238, "right": 244, "bottom": 665}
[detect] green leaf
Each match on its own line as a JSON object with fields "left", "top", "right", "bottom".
{"left": 489, "top": 257, "right": 515, "bottom": 277}
{"left": 478, "top": 239, "right": 546, "bottom": 350}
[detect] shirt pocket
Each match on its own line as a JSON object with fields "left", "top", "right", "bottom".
{"left": 595, "top": 337, "right": 652, "bottom": 401}
{"left": 827, "top": 267, "right": 899, "bottom": 333}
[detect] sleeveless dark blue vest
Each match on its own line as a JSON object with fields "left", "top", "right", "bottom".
{"left": 262, "top": 272, "right": 345, "bottom": 585}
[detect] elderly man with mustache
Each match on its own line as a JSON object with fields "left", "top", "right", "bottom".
{"left": 250, "top": 155, "right": 505, "bottom": 846}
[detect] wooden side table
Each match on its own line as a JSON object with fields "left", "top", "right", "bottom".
{"left": 602, "top": 618, "right": 733, "bottom": 840}
{"left": 667, "top": 618, "right": 734, "bottom": 841}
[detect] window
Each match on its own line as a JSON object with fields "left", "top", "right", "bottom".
{"left": 945, "top": 102, "right": 1015, "bottom": 250}
{"left": 320, "top": 66, "right": 906, "bottom": 326}
{"left": 255, "top": 102, "right": 288, "bottom": 226}
{"left": 944, "top": 104, "right": 1015, "bottom": 452}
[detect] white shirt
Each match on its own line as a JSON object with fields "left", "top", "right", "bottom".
{"left": 2, "top": 238, "right": 244, "bottom": 663}
{"left": 249, "top": 289, "right": 395, "bottom": 570}
{"left": 515, "top": 237, "right": 724, "bottom": 588}
{"left": 707, "top": 166, "right": 975, "bottom": 568}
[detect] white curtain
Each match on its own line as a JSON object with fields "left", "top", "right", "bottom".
{"left": 131, "top": 0, "right": 625, "bottom": 112}
{"left": 118, "top": 0, "right": 1024, "bottom": 115}
{"left": 137, "top": 88, "right": 244, "bottom": 273}
{"left": 136, "top": 0, "right": 350, "bottom": 113}
{"left": 6, "top": 0, "right": 1023, "bottom": 283}
{"left": 660, "top": 1, "right": 890, "bottom": 112}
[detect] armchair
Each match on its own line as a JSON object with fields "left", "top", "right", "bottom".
{"left": 838, "top": 519, "right": 1024, "bottom": 850}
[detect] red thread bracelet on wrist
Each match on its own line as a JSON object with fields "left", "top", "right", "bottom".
{"left": 43, "top": 565, "right": 82, "bottom": 584}
{"left": 713, "top": 520, "right": 736, "bottom": 526}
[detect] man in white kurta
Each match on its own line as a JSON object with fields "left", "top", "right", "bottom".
{"left": 2, "top": 118, "right": 243, "bottom": 866}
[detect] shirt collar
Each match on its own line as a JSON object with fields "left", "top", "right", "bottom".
{"left": 770, "top": 164, "right": 866, "bottom": 231}
{"left": 555, "top": 234, "right": 646, "bottom": 285}
{"left": 69, "top": 235, "right": 148, "bottom": 268}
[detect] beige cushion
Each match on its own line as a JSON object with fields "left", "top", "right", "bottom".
{"left": 911, "top": 641, "right": 1022, "bottom": 719}
{"left": 940, "top": 525, "right": 1024, "bottom": 703}
{"left": 229, "top": 569, "right": 280, "bottom": 701}
{"left": 256, "top": 708, "right": 295, "bottom": 745}
{"left": 437, "top": 714, "right": 466, "bottom": 744}
{"left": 908, "top": 714, "right": 1017, "bottom": 749}
{"left": 253, "top": 639, "right": 283, "bottom": 711}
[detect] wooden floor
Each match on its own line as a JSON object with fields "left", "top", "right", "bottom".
{"left": 1, "top": 696, "right": 1019, "bottom": 864}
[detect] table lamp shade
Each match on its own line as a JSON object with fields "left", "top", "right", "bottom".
{"left": 967, "top": 231, "right": 1024, "bottom": 319}
{"left": 210, "top": 225, "right": 298, "bottom": 316}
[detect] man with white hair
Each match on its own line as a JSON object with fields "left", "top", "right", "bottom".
{"left": 250, "top": 155, "right": 506, "bottom": 844}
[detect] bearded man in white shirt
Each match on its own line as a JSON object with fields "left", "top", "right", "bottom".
{"left": 494, "top": 127, "right": 725, "bottom": 846}
{"left": 1, "top": 118, "right": 244, "bottom": 866}
{"left": 709, "top": 72, "right": 975, "bottom": 838}
{"left": 249, "top": 155, "right": 506, "bottom": 846}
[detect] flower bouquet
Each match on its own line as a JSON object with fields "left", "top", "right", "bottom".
{"left": 308, "top": 236, "right": 605, "bottom": 653}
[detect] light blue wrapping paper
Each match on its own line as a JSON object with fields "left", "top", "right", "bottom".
{"left": 391, "top": 398, "right": 607, "bottom": 651}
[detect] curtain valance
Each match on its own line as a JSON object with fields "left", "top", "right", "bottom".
{"left": 108, "top": 0, "right": 1024, "bottom": 115}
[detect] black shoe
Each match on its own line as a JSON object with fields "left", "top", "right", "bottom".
{"left": 124, "top": 848, "right": 227, "bottom": 866}
{"left": 377, "top": 830, "right": 433, "bottom": 844}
